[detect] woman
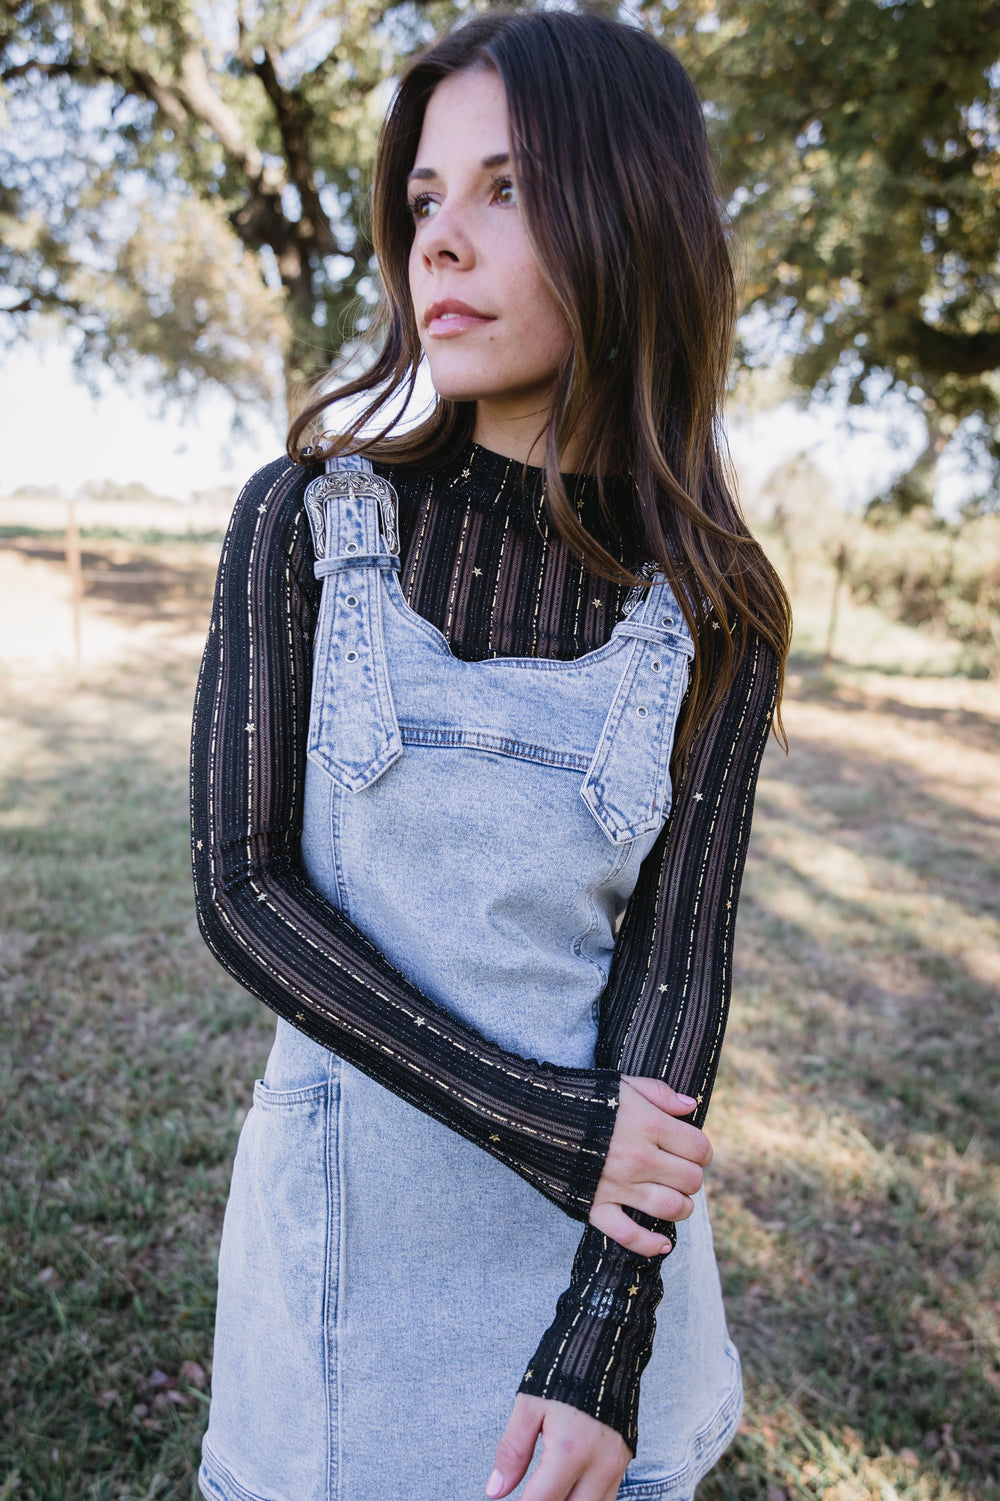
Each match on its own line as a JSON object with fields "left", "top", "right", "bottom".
{"left": 191, "top": 10, "right": 790, "bottom": 1501}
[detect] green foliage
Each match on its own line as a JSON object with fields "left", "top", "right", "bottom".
{"left": 3, "top": 0, "right": 998, "bottom": 484}
{"left": 654, "top": 0, "right": 1000, "bottom": 485}
{"left": 0, "top": 0, "right": 464, "bottom": 412}
{"left": 848, "top": 510, "right": 1000, "bottom": 671}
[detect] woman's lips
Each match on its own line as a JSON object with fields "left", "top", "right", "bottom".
{"left": 424, "top": 300, "right": 496, "bottom": 337}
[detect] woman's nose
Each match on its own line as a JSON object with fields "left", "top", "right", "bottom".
{"left": 418, "top": 203, "right": 475, "bottom": 269}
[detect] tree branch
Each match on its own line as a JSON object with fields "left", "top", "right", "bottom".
{"left": 909, "top": 323, "right": 1000, "bottom": 379}
{"left": 1, "top": 57, "right": 87, "bottom": 81}
{"left": 253, "top": 49, "right": 338, "bottom": 256}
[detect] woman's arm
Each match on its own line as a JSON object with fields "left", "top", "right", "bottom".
{"left": 508, "top": 634, "right": 778, "bottom": 1462}
{"left": 192, "top": 458, "right": 622, "bottom": 1220}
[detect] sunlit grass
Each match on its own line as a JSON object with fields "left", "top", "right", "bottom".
{"left": 1, "top": 532, "right": 998, "bottom": 1499}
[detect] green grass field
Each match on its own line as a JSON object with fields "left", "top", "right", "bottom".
{"left": 1, "top": 522, "right": 997, "bottom": 1499}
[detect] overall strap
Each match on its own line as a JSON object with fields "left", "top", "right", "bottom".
{"left": 303, "top": 452, "right": 400, "bottom": 566}
{"left": 579, "top": 570, "right": 694, "bottom": 844}
{"left": 303, "top": 453, "right": 403, "bottom": 792}
{"left": 619, "top": 566, "right": 695, "bottom": 658}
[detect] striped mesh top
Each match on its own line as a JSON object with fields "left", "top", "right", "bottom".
{"left": 190, "top": 439, "right": 777, "bottom": 1451}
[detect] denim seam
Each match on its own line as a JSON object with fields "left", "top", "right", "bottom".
{"left": 324, "top": 1060, "right": 340, "bottom": 1501}
{"left": 573, "top": 842, "right": 633, "bottom": 993}
{"left": 399, "top": 726, "right": 591, "bottom": 770}
{"left": 328, "top": 782, "right": 349, "bottom": 922}
{"left": 200, "top": 1446, "right": 274, "bottom": 1501}
{"left": 617, "top": 1353, "right": 743, "bottom": 1498}
{"left": 252, "top": 1079, "right": 330, "bottom": 1106}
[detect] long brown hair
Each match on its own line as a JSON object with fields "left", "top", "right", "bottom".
{"left": 288, "top": 8, "right": 791, "bottom": 766}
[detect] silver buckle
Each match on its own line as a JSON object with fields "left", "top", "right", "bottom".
{"left": 304, "top": 470, "right": 400, "bottom": 558}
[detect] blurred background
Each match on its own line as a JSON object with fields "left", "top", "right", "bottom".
{"left": 1, "top": 2, "right": 997, "bottom": 1498}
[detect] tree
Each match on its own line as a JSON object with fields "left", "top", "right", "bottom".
{"left": 651, "top": 0, "right": 1000, "bottom": 507}
{"left": 0, "top": 0, "right": 461, "bottom": 416}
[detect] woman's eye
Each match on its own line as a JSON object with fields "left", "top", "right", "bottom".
{"left": 407, "top": 194, "right": 439, "bottom": 221}
{"left": 493, "top": 176, "right": 517, "bottom": 206}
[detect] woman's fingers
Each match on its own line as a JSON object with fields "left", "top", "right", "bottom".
{"left": 587, "top": 1199, "right": 674, "bottom": 1258}
{"left": 622, "top": 1074, "right": 696, "bottom": 1116}
{"left": 600, "top": 1134, "right": 705, "bottom": 1202}
{"left": 588, "top": 1076, "right": 714, "bottom": 1254}
{"left": 655, "top": 1115, "right": 712, "bottom": 1168}
{"left": 615, "top": 1074, "right": 708, "bottom": 1164}
{"left": 487, "top": 1394, "right": 545, "bottom": 1497}
{"left": 623, "top": 1175, "right": 696, "bottom": 1222}
{"left": 516, "top": 1400, "right": 631, "bottom": 1501}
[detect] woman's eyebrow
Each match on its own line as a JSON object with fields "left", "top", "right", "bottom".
{"left": 406, "top": 151, "right": 510, "bottom": 184}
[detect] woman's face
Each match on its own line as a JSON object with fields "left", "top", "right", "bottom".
{"left": 407, "top": 67, "right": 573, "bottom": 458}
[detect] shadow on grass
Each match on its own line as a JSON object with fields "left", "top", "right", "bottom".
{"left": 1, "top": 668, "right": 269, "bottom": 1501}
{"left": 2, "top": 663, "right": 997, "bottom": 1499}
{"left": 789, "top": 663, "right": 1000, "bottom": 756}
{"left": 701, "top": 700, "right": 1000, "bottom": 1499}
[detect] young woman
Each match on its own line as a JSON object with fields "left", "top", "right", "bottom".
{"left": 191, "top": 10, "right": 790, "bottom": 1501}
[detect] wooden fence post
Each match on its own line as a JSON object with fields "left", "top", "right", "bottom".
{"left": 66, "top": 493, "right": 83, "bottom": 664}
{"left": 823, "top": 542, "right": 850, "bottom": 671}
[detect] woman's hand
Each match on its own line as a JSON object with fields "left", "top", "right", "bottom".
{"left": 487, "top": 1394, "right": 631, "bottom": 1501}
{"left": 588, "top": 1076, "right": 713, "bottom": 1258}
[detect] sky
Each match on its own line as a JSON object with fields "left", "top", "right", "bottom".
{"left": 0, "top": 336, "right": 979, "bottom": 516}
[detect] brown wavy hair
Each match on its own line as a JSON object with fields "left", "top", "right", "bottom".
{"left": 288, "top": 7, "right": 791, "bottom": 765}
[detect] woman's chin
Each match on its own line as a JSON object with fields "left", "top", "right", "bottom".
{"left": 424, "top": 370, "right": 488, "bottom": 404}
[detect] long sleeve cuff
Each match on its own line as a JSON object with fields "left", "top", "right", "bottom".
{"left": 517, "top": 1223, "right": 671, "bottom": 1453}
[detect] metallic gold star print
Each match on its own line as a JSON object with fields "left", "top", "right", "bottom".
{"left": 461, "top": 466, "right": 472, "bottom": 480}
{"left": 295, "top": 1012, "right": 304, "bottom": 1021}
{"left": 246, "top": 722, "right": 255, "bottom": 733}
{"left": 490, "top": 1133, "right": 500, "bottom": 1142}
{"left": 693, "top": 791, "right": 704, "bottom": 801}
{"left": 472, "top": 567, "right": 482, "bottom": 577}
{"left": 196, "top": 840, "right": 203, "bottom": 851}
{"left": 258, "top": 503, "right": 267, "bottom": 514}
{"left": 696, "top": 1093, "right": 704, "bottom": 1104}
{"left": 628, "top": 1284, "right": 639, "bottom": 1296}
{"left": 658, "top": 983, "right": 669, "bottom": 993}
{"left": 711, "top": 619, "right": 720, "bottom": 630}
{"left": 593, "top": 598, "right": 602, "bottom": 608}
{"left": 257, "top": 892, "right": 267, "bottom": 901}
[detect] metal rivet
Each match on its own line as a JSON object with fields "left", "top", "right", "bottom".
{"left": 345, "top": 542, "right": 359, "bottom": 554}
{"left": 636, "top": 705, "right": 649, "bottom": 718}
{"left": 345, "top": 594, "right": 359, "bottom": 607}
{"left": 345, "top": 650, "right": 358, "bottom": 663}
{"left": 651, "top": 659, "right": 662, "bottom": 672}
{"left": 661, "top": 616, "right": 674, "bottom": 627}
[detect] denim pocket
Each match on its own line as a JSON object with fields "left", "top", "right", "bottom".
{"left": 204, "top": 1073, "right": 339, "bottom": 1501}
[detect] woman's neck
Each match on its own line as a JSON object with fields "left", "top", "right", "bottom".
{"left": 472, "top": 401, "right": 588, "bottom": 473}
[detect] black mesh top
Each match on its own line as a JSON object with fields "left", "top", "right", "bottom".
{"left": 190, "top": 439, "right": 778, "bottom": 1452}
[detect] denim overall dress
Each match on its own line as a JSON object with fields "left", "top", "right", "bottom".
{"left": 199, "top": 457, "right": 742, "bottom": 1501}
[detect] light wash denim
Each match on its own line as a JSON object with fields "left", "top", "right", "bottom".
{"left": 200, "top": 459, "right": 742, "bottom": 1501}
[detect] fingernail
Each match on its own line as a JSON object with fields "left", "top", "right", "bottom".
{"left": 486, "top": 1471, "right": 505, "bottom": 1498}
{"left": 676, "top": 1094, "right": 697, "bottom": 1108}
{"left": 661, "top": 1238, "right": 673, "bottom": 1254}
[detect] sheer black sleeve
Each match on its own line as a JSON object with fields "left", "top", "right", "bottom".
{"left": 519, "top": 634, "right": 778, "bottom": 1451}
{"left": 191, "top": 459, "right": 621, "bottom": 1221}
{"left": 192, "top": 453, "right": 776, "bottom": 1454}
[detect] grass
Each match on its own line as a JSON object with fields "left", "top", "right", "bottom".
{"left": 1, "top": 526, "right": 998, "bottom": 1499}
{"left": 1, "top": 648, "right": 272, "bottom": 1500}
